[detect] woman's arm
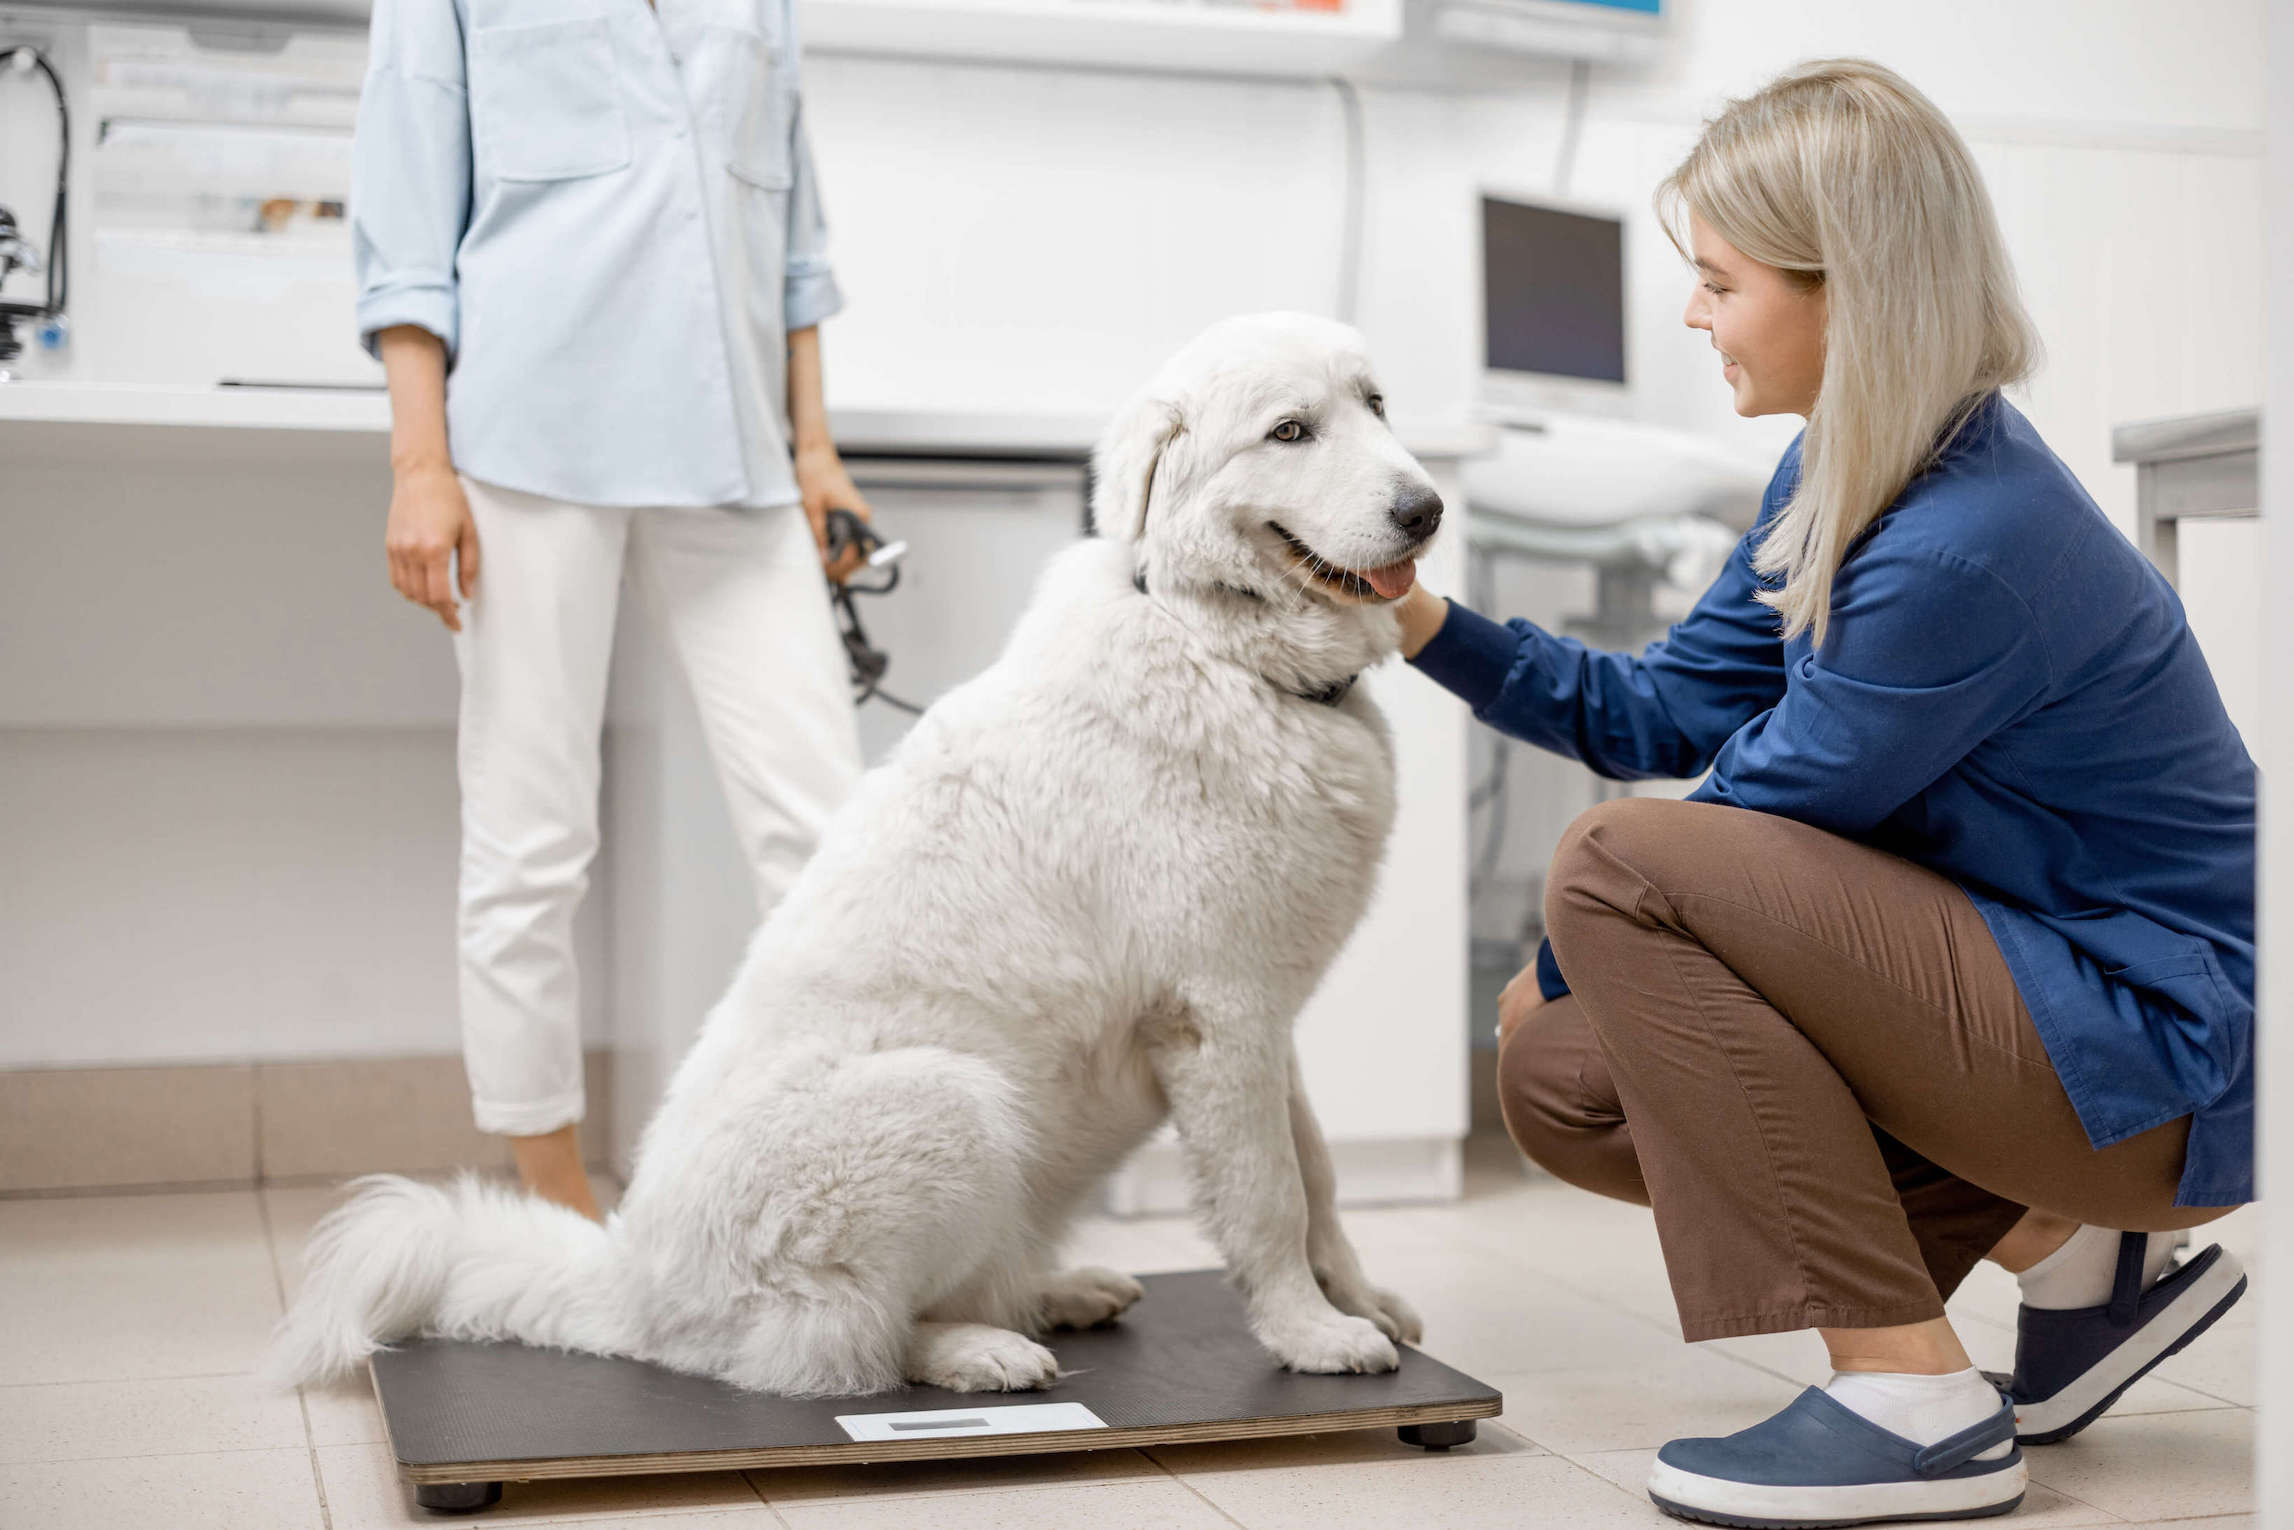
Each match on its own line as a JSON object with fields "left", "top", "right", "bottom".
{"left": 787, "top": 325, "right": 871, "bottom": 583}
{"left": 378, "top": 325, "right": 477, "bottom": 631}
{"left": 1407, "top": 530, "right": 1791, "bottom": 781}
{"left": 779, "top": 76, "right": 868, "bottom": 583}
{"left": 353, "top": 0, "right": 476, "bottom": 629}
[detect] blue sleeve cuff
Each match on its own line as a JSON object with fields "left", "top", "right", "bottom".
{"left": 357, "top": 282, "right": 458, "bottom": 362}
{"left": 784, "top": 265, "right": 845, "bottom": 333}
{"left": 1535, "top": 937, "right": 1570, "bottom": 1001}
{"left": 1407, "top": 599, "right": 1519, "bottom": 715}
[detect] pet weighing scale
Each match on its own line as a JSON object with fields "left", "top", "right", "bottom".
{"left": 368, "top": 1269, "right": 1503, "bottom": 1512}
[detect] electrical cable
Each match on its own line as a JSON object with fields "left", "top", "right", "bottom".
{"left": 1553, "top": 56, "right": 1588, "bottom": 201}
{"left": 822, "top": 507, "right": 931, "bottom": 717}
{"left": 0, "top": 44, "right": 69, "bottom": 361}
{"left": 1466, "top": 547, "right": 1513, "bottom": 900}
{"left": 1327, "top": 74, "right": 1364, "bottom": 325}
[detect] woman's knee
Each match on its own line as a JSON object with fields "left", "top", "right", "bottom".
{"left": 1542, "top": 796, "right": 1697, "bottom": 948}
{"left": 1494, "top": 994, "right": 1648, "bottom": 1205}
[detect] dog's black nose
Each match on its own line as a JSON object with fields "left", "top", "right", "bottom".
{"left": 1389, "top": 486, "right": 1444, "bottom": 538}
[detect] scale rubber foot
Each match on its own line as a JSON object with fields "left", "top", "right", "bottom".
{"left": 1399, "top": 1419, "right": 1478, "bottom": 1451}
{"left": 415, "top": 1480, "right": 504, "bottom": 1513}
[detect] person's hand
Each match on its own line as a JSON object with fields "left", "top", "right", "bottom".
{"left": 795, "top": 442, "right": 872, "bottom": 584}
{"left": 1495, "top": 962, "right": 1549, "bottom": 1050}
{"left": 385, "top": 462, "right": 478, "bottom": 632}
{"left": 1395, "top": 583, "right": 1451, "bottom": 660}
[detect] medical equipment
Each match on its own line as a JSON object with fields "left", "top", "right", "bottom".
{"left": 822, "top": 506, "right": 925, "bottom": 716}
{"left": 1478, "top": 192, "right": 1627, "bottom": 421}
{"left": 1431, "top": 0, "right": 1665, "bottom": 62}
{"left": 0, "top": 45, "right": 70, "bottom": 367}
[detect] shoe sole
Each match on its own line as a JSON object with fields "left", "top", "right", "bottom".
{"left": 1648, "top": 1493, "right": 2024, "bottom": 1530}
{"left": 2012, "top": 1248, "right": 2248, "bottom": 1446}
{"left": 1647, "top": 1459, "right": 2026, "bottom": 1529}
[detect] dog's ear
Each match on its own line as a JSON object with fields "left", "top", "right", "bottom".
{"left": 1089, "top": 392, "right": 1184, "bottom": 544}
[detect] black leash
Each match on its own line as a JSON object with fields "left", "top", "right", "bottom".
{"left": 824, "top": 508, "right": 924, "bottom": 716}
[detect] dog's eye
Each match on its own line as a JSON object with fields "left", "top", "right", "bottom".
{"left": 1270, "top": 420, "right": 1307, "bottom": 443}
{"left": 1366, "top": 394, "right": 1386, "bottom": 419}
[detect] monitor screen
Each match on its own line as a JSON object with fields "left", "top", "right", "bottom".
{"left": 1481, "top": 196, "right": 1626, "bottom": 386}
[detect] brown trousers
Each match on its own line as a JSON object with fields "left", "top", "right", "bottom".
{"left": 1503, "top": 797, "right": 2228, "bottom": 1342}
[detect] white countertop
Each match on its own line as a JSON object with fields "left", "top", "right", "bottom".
{"left": 0, "top": 380, "right": 1493, "bottom": 461}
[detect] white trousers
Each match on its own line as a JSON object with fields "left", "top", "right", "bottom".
{"left": 453, "top": 477, "right": 862, "bottom": 1135}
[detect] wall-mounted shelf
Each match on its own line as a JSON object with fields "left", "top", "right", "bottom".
{"left": 4, "top": 0, "right": 1654, "bottom": 86}
{"left": 797, "top": 0, "right": 1401, "bottom": 78}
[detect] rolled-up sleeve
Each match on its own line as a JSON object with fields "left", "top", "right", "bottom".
{"left": 350, "top": 0, "right": 471, "bottom": 359}
{"left": 782, "top": 95, "right": 845, "bottom": 333}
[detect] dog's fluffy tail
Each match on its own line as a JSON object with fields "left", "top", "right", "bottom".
{"left": 263, "top": 1173, "right": 626, "bottom": 1389}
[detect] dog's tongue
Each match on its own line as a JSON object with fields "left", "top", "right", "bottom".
{"left": 1363, "top": 558, "right": 1417, "bottom": 600}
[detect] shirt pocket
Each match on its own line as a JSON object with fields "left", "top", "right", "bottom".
{"left": 468, "top": 17, "right": 631, "bottom": 183}
{"left": 716, "top": 32, "right": 794, "bottom": 192}
{"left": 2104, "top": 944, "right": 2244, "bottom": 1103}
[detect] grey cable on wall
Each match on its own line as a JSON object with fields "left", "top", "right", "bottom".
{"left": 1327, "top": 74, "right": 1365, "bottom": 324}
{"left": 1553, "top": 56, "right": 1590, "bottom": 200}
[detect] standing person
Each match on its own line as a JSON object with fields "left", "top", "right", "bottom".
{"left": 354, "top": 0, "right": 871, "bottom": 1219}
{"left": 1396, "top": 59, "right": 2254, "bottom": 1527}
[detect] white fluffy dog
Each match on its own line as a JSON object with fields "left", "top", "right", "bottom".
{"left": 270, "top": 312, "right": 1444, "bottom": 1398}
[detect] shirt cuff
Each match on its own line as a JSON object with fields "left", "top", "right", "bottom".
{"left": 1407, "top": 599, "right": 1518, "bottom": 716}
{"left": 1535, "top": 937, "right": 1570, "bottom": 1001}
{"left": 357, "top": 282, "right": 458, "bottom": 362}
{"left": 784, "top": 264, "right": 845, "bottom": 333}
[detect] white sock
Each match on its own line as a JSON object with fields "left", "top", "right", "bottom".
{"left": 1825, "top": 1366, "right": 2011, "bottom": 1458}
{"left": 2016, "top": 1225, "right": 2178, "bottom": 1311}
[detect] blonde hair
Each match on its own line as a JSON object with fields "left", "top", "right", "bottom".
{"left": 1657, "top": 59, "right": 2039, "bottom": 646}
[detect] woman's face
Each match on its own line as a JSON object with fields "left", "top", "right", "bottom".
{"left": 1681, "top": 214, "right": 1827, "bottom": 418}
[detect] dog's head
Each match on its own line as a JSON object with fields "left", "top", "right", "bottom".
{"left": 1090, "top": 313, "right": 1442, "bottom": 612}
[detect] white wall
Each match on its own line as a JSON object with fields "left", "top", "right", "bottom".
{"left": 0, "top": 0, "right": 2268, "bottom": 1071}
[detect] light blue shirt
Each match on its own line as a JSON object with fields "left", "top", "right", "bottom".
{"left": 352, "top": 0, "right": 844, "bottom": 509}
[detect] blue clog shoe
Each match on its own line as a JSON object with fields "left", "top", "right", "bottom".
{"left": 1987, "top": 1231, "right": 2247, "bottom": 1445}
{"left": 1647, "top": 1386, "right": 2025, "bottom": 1528}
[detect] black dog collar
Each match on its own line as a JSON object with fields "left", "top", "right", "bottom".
{"left": 1133, "top": 565, "right": 1357, "bottom": 708}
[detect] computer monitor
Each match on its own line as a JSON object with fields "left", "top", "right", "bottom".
{"left": 1479, "top": 192, "right": 1628, "bottom": 419}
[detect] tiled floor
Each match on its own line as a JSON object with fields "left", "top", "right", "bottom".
{"left": 0, "top": 1138, "right": 2259, "bottom": 1529}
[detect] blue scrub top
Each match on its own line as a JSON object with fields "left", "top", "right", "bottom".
{"left": 1414, "top": 395, "right": 2257, "bottom": 1207}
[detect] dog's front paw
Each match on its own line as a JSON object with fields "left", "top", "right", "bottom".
{"left": 1038, "top": 1266, "right": 1145, "bottom": 1330}
{"left": 1259, "top": 1309, "right": 1400, "bottom": 1375}
{"left": 905, "top": 1323, "right": 1061, "bottom": 1393}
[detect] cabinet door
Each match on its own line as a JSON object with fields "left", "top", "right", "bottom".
{"left": 842, "top": 460, "right": 1088, "bottom": 763}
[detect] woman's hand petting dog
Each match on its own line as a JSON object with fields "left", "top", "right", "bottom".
{"left": 1497, "top": 965, "right": 1550, "bottom": 1050}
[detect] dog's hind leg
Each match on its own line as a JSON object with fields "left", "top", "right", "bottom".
{"left": 905, "top": 1321, "right": 1060, "bottom": 1392}
{"left": 671, "top": 1044, "right": 1038, "bottom": 1398}
{"left": 925, "top": 1242, "right": 1143, "bottom": 1335}
{"left": 1034, "top": 1267, "right": 1144, "bottom": 1330}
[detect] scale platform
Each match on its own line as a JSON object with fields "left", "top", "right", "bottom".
{"left": 370, "top": 1268, "right": 1504, "bottom": 1512}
